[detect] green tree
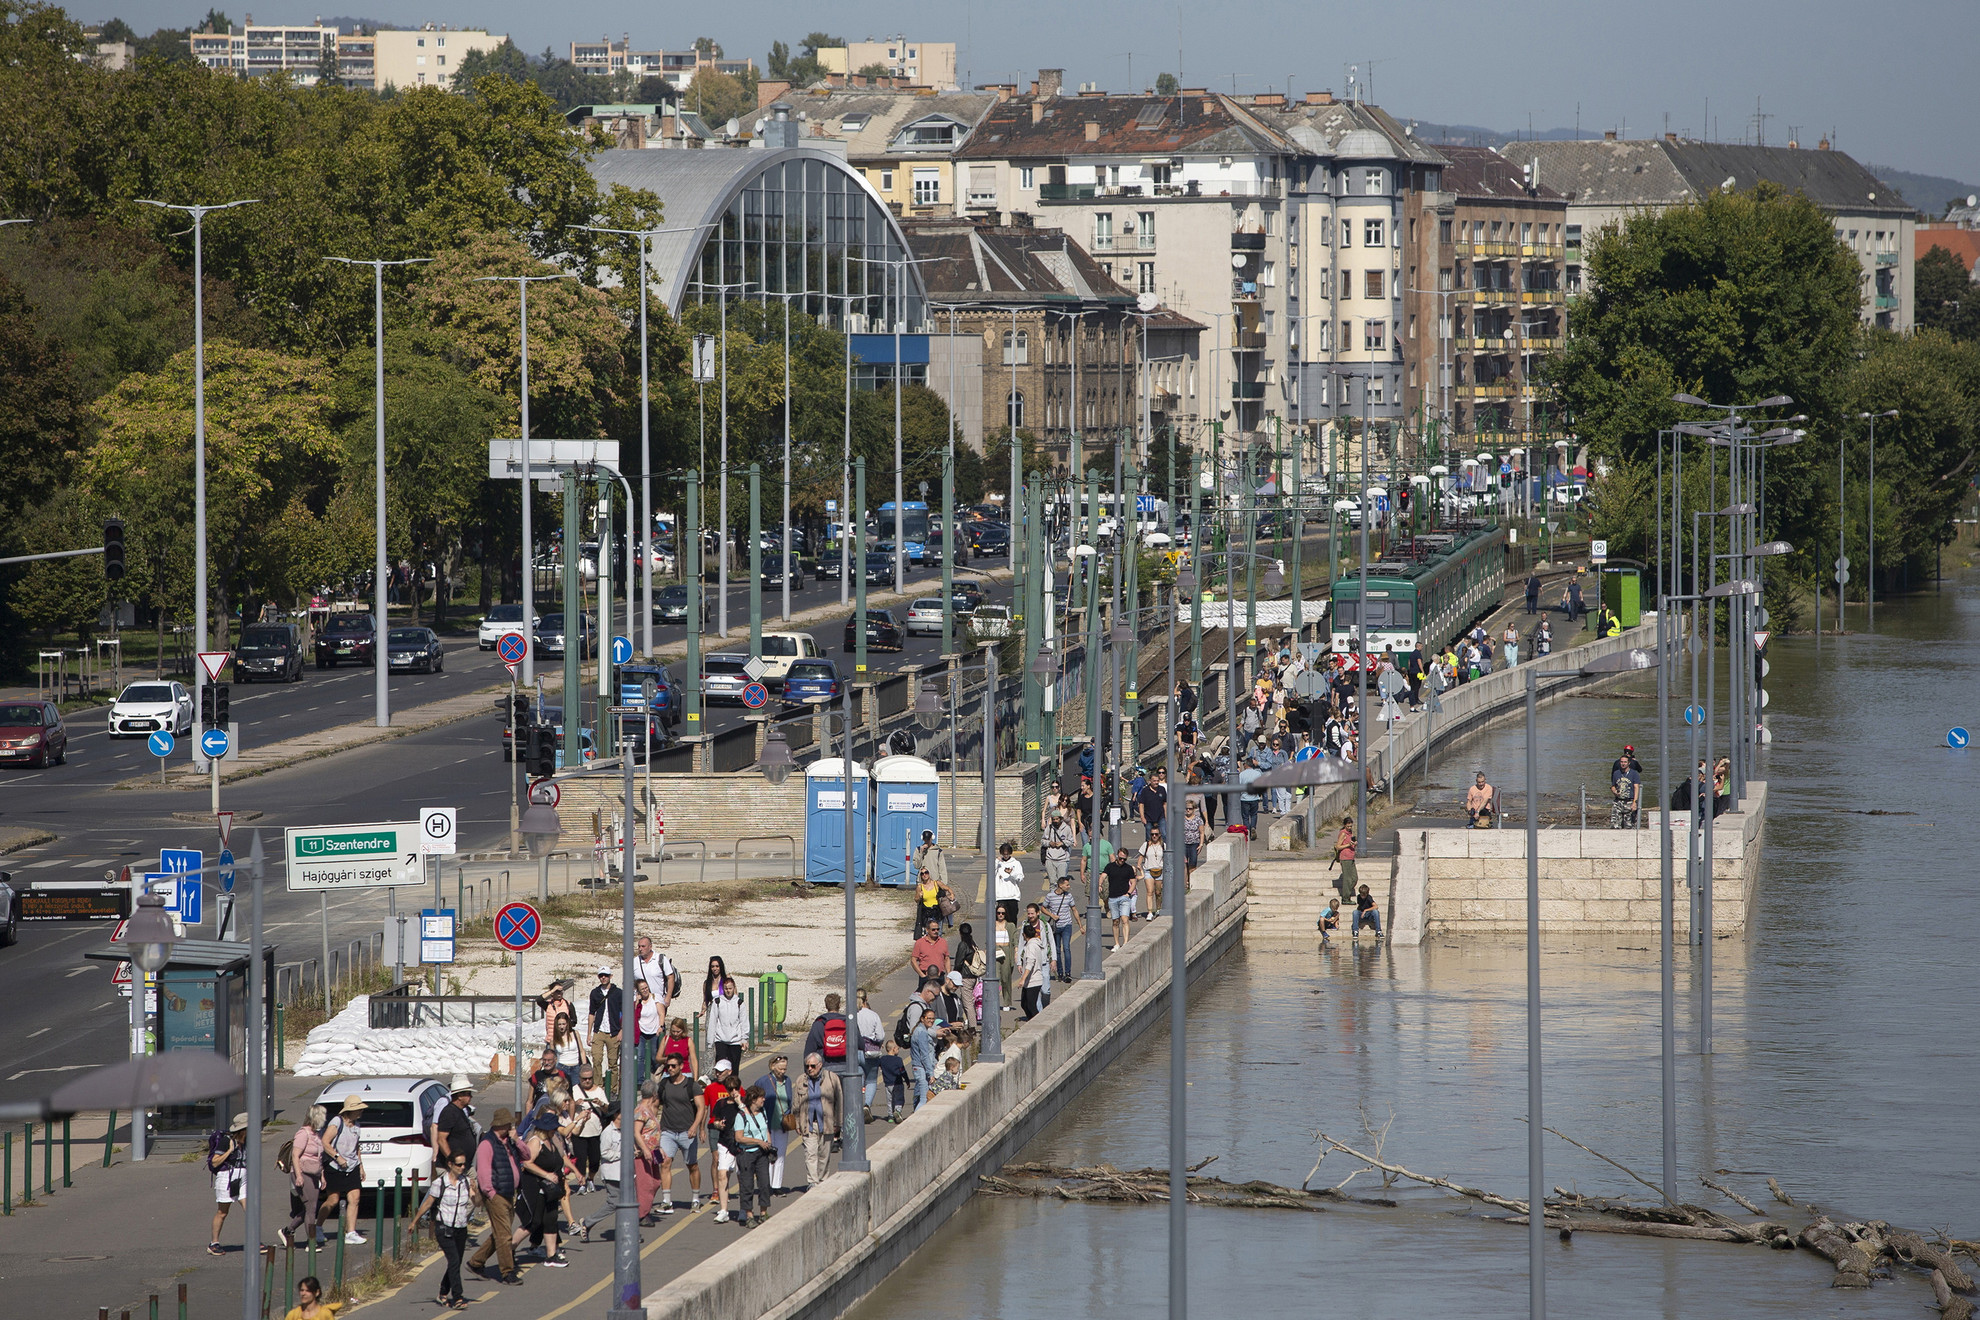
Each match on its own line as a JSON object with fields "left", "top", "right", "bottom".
{"left": 692, "top": 37, "right": 722, "bottom": 58}
{"left": 97, "top": 17, "right": 134, "bottom": 42}
{"left": 1155, "top": 73, "right": 1179, "bottom": 95}
{"left": 1841, "top": 332, "right": 1979, "bottom": 592}
{"left": 685, "top": 67, "right": 755, "bottom": 127}
{"left": 6, "top": 489, "right": 111, "bottom": 643}
{"left": 0, "top": 271, "right": 85, "bottom": 532}
{"left": 767, "top": 40, "right": 791, "bottom": 79}
{"left": 451, "top": 37, "right": 530, "bottom": 87}
{"left": 1915, "top": 246, "right": 1980, "bottom": 341}
{"left": 856, "top": 62, "right": 890, "bottom": 79}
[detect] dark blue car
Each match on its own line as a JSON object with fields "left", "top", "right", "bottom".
{"left": 619, "top": 664, "right": 683, "bottom": 729}
{"left": 782, "top": 658, "right": 844, "bottom": 704}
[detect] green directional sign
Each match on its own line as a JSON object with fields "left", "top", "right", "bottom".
{"left": 285, "top": 821, "right": 423, "bottom": 891}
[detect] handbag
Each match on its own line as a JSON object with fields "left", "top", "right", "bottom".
{"left": 780, "top": 1112, "right": 801, "bottom": 1132}
{"left": 937, "top": 893, "right": 960, "bottom": 918}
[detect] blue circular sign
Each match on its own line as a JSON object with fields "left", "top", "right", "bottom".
{"left": 741, "top": 681, "right": 770, "bottom": 709}
{"left": 200, "top": 727, "right": 231, "bottom": 758}
{"left": 147, "top": 730, "right": 175, "bottom": 758}
{"left": 1951, "top": 727, "right": 1971, "bottom": 750}
{"left": 495, "top": 900, "right": 542, "bottom": 952}
{"left": 497, "top": 631, "right": 528, "bottom": 664}
{"left": 218, "top": 847, "right": 236, "bottom": 894}
{"left": 611, "top": 635, "right": 634, "bottom": 665}
{"left": 1683, "top": 704, "right": 1705, "bottom": 727}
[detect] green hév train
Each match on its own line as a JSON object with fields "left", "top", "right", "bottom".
{"left": 1329, "top": 527, "right": 1508, "bottom": 656}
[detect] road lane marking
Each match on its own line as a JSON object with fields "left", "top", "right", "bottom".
{"left": 26, "top": 1027, "right": 50, "bottom": 1037}
{"left": 530, "top": 1205, "right": 704, "bottom": 1320}
{"left": 64, "top": 967, "right": 93, "bottom": 978}
{"left": 8, "top": 1065, "right": 91, "bottom": 1080}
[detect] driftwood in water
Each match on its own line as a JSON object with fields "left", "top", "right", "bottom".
{"left": 1934, "top": 1270, "right": 1978, "bottom": 1320}
{"left": 1893, "top": 1232, "right": 1977, "bottom": 1292}
{"left": 983, "top": 1161, "right": 1363, "bottom": 1213}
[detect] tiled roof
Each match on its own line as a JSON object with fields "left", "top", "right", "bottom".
{"left": 1438, "top": 144, "right": 1564, "bottom": 202}
{"left": 1516, "top": 140, "right": 1695, "bottom": 207}
{"left": 1253, "top": 100, "right": 1449, "bottom": 166}
{"left": 1920, "top": 227, "right": 1980, "bottom": 273}
{"left": 901, "top": 219, "right": 1133, "bottom": 306}
{"left": 956, "top": 93, "right": 1290, "bottom": 160}
{"left": 1518, "top": 138, "right": 1910, "bottom": 216}
{"left": 762, "top": 87, "right": 998, "bottom": 159}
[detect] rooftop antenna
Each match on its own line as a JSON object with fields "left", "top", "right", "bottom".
{"left": 1752, "top": 95, "right": 1771, "bottom": 148}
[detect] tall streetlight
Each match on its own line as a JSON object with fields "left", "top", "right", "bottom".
{"left": 478, "top": 270, "right": 578, "bottom": 687}
{"left": 112, "top": 890, "right": 178, "bottom": 1162}
{"left": 570, "top": 222, "right": 707, "bottom": 657}
{"left": 324, "top": 255, "right": 431, "bottom": 729}
{"left": 1858, "top": 409, "right": 1898, "bottom": 630}
{"left": 136, "top": 198, "right": 259, "bottom": 719}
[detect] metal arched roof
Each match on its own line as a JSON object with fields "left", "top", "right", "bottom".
{"left": 586, "top": 147, "right": 927, "bottom": 319}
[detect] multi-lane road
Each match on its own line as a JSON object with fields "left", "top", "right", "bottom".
{"left": 0, "top": 568, "right": 1015, "bottom": 1105}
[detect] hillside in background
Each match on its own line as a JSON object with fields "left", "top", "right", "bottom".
{"left": 1864, "top": 164, "right": 1980, "bottom": 218}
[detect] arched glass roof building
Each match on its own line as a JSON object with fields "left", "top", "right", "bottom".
{"left": 588, "top": 139, "right": 928, "bottom": 335}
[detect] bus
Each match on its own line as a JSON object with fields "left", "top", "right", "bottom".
{"left": 876, "top": 502, "right": 930, "bottom": 562}
{"left": 1329, "top": 526, "right": 1507, "bottom": 656}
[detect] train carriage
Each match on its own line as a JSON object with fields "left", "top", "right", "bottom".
{"left": 1329, "top": 527, "right": 1508, "bottom": 656}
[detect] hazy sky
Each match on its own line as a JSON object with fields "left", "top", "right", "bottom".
{"left": 111, "top": 0, "right": 1980, "bottom": 186}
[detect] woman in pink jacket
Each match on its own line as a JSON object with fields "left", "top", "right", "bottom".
{"left": 280, "top": 1103, "right": 328, "bottom": 1247}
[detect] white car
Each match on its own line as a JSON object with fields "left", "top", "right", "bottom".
{"left": 312, "top": 1076, "right": 451, "bottom": 1194}
{"left": 108, "top": 681, "right": 194, "bottom": 740}
{"left": 969, "top": 605, "right": 1013, "bottom": 639}
{"left": 904, "top": 598, "right": 947, "bottom": 637}
{"left": 478, "top": 604, "right": 538, "bottom": 650}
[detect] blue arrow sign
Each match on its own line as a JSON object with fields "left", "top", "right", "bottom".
{"left": 218, "top": 847, "right": 236, "bottom": 894}
{"left": 177, "top": 878, "right": 201, "bottom": 925}
{"left": 1683, "top": 704, "right": 1705, "bottom": 727}
{"left": 611, "top": 635, "right": 634, "bottom": 665}
{"left": 161, "top": 847, "right": 201, "bottom": 877}
{"left": 147, "top": 730, "right": 175, "bottom": 758}
{"left": 1951, "top": 727, "right": 1970, "bottom": 750}
{"left": 200, "top": 727, "right": 230, "bottom": 759}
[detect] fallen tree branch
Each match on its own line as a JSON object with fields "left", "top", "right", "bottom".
{"left": 1521, "top": 1120, "right": 1675, "bottom": 1207}
{"left": 1934, "top": 1270, "right": 1977, "bottom": 1320}
{"left": 1701, "top": 1176, "right": 1763, "bottom": 1215}
{"left": 1892, "top": 1232, "right": 1976, "bottom": 1292}
{"left": 1316, "top": 1133, "right": 1528, "bottom": 1214}
{"left": 1504, "top": 1214, "right": 1751, "bottom": 1242}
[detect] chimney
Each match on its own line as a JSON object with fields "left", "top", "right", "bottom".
{"left": 1603, "top": 130, "right": 1617, "bottom": 141}
{"left": 1202, "top": 98, "right": 1216, "bottom": 116}
{"left": 1818, "top": 137, "right": 1831, "bottom": 151}
{"left": 1031, "top": 101, "right": 1044, "bottom": 125}
{"left": 1304, "top": 90, "right": 1334, "bottom": 105}
{"left": 1037, "top": 68, "right": 1063, "bottom": 99}
{"left": 1664, "top": 131, "right": 1677, "bottom": 142}
{"left": 762, "top": 102, "right": 798, "bottom": 150}
{"left": 1254, "top": 92, "right": 1285, "bottom": 107}
{"left": 1084, "top": 120, "right": 1099, "bottom": 142}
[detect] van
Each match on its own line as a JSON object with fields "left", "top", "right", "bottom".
{"left": 757, "top": 633, "right": 822, "bottom": 690}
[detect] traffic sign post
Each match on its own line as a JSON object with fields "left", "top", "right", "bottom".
{"left": 200, "top": 727, "right": 231, "bottom": 760}
{"left": 197, "top": 651, "right": 231, "bottom": 682}
{"left": 419, "top": 909, "right": 456, "bottom": 964}
{"left": 611, "top": 635, "right": 634, "bottom": 666}
{"left": 1951, "top": 727, "right": 1970, "bottom": 750}
{"left": 1684, "top": 704, "right": 1705, "bottom": 727}
{"left": 148, "top": 729, "right": 174, "bottom": 784}
{"left": 497, "top": 632, "right": 529, "bottom": 665}
{"left": 419, "top": 807, "right": 457, "bottom": 856}
{"left": 283, "top": 822, "right": 426, "bottom": 891}
{"left": 494, "top": 899, "right": 543, "bottom": 1110}
{"left": 741, "top": 682, "right": 769, "bottom": 709}
{"left": 218, "top": 848, "right": 236, "bottom": 894}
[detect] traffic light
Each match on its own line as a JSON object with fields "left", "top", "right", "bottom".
{"left": 102, "top": 518, "right": 125, "bottom": 579}
{"left": 201, "top": 683, "right": 230, "bottom": 730}
{"left": 511, "top": 693, "right": 530, "bottom": 728}
{"left": 527, "top": 724, "right": 557, "bottom": 778}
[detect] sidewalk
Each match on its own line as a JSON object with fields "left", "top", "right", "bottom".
{"left": 117, "top": 566, "right": 1012, "bottom": 794}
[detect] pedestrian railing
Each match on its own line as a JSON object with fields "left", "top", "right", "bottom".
{"left": 3, "top": 1114, "right": 115, "bottom": 1215}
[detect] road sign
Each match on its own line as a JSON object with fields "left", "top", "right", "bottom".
{"left": 419, "top": 807, "right": 458, "bottom": 856}
{"left": 497, "top": 632, "right": 529, "bottom": 665}
{"left": 217, "top": 810, "right": 234, "bottom": 847}
{"left": 161, "top": 847, "right": 201, "bottom": 877}
{"left": 742, "top": 656, "right": 766, "bottom": 682}
{"left": 420, "top": 909, "right": 457, "bottom": 964}
{"left": 200, "top": 727, "right": 231, "bottom": 759}
{"left": 741, "top": 682, "right": 769, "bottom": 709}
{"left": 691, "top": 334, "right": 716, "bottom": 383}
{"left": 825, "top": 499, "right": 838, "bottom": 513}
{"left": 611, "top": 634, "right": 634, "bottom": 666}
{"left": 495, "top": 900, "right": 542, "bottom": 952}
{"left": 1835, "top": 556, "right": 1851, "bottom": 570}
{"left": 1424, "top": 688, "right": 1445, "bottom": 715}
{"left": 1951, "top": 728, "right": 1971, "bottom": 750}
{"left": 218, "top": 848, "right": 235, "bottom": 893}
{"left": 1753, "top": 631, "right": 1771, "bottom": 649}
{"left": 1136, "top": 495, "right": 1157, "bottom": 512}
{"left": 527, "top": 779, "right": 561, "bottom": 808}
{"left": 197, "top": 651, "right": 232, "bottom": 681}
{"left": 177, "top": 877, "right": 201, "bottom": 925}
{"left": 147, "top": 730, "right": 175, "bottom": 758}
{"left": 283, "top": 821, "right": 424, "bottom": 892}
{"left": 1683, "top": 704, "right": 1705, "bottom": 726}
{"left": 1835, "top": 568, "right": 1850, "bottom": 585}
{"left": 1590, "top": 539, "right": 1609, "bottom": 563}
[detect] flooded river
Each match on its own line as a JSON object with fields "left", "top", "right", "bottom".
{"left": 852, "top": 566, "right": 1980, "bottom": 1318}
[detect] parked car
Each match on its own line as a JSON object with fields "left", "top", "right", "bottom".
{"left": 386, "top": 627, "right": 445, "bottom": 674}
{"left": 619, "top": 663, "right": 683, "bottom": 729}
{"left": 782, "top": 658, "right": 843, "bottom": 704}
{"left": 478, "top": 603, "right": 537, "bottom": 650}
{"left": 535, "top": 613, "right": 593, "bottom": 660}
{"left": 950, "top": 579, "right": 987, "bottom": 612}
{"left": 314, "top": 613, "right": 378, "bottom": 668}
{"left": 108, "top": 681, "right": 194, "bottom": 739}
{"left": 701, "top": 653, "right": 753, "bottom": 704}
{"left": 844, "top": 610, "right": 904, "bottom": 652}
{"left": 924, "top": 530, "right": 970, "bottom": 565}
{"left": 0, "top": 701, "right": 67, "bottom": 768}
{"left": 653, "top": 584, "right": 707, "bottom": 628}
{"left": 756, "top": 633, "right": 823, "bottom": 690}
{"left": 904, "top": 598, "right": 946, "bottom": 637}
{"left": 234, "top": 622, "right": 304, "bottom": 683}
{"left": 968, "top": 604, "right": 1014, "bottom": 639}
{"left": 309, "top": 1077, "right": 449, "bottom": 1196}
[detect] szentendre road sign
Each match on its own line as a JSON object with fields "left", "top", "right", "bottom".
{"left": 284, "top": 821, "right": 424, "bottom": 891}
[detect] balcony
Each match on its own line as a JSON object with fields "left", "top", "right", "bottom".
{"left": 965, "top": 191, "right": 998, "bottom": 210}
{"left": 1458, "top": 383, "right": 1518, "bottom": 399}
{"left": 1520, "top": 289, "right": 1564, "bottom": 304}
{"left": 1875, "top": 295, "right": 1900, "bottom": 310}
{"left": 1519, "top": 243, "right": 1565, "bottom": 260}
{"left": 1231, "top": 280, "right": 1260, "bottom": 301}
{"left": 1231, "top": 232, "right": 1266, "bottom": 252}
{"left": 1467, "top": 288, "right": 1520, "bottom": 304}
{"left": 1037, "top": 183, "right": 1097, "bottom": 202}
{"left": 1874, "top": 251, "right": 1900, "bottom": 266}
{"left": 1231, "top": 381, "right": 1267, "bottom": 401}
{"left": 1232, "top": 330, "right": 1266, "bottom": 353}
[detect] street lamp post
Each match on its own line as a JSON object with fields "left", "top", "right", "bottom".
{"left": 1858, "top": 409, "right": 1897, "bottom": 630}
{"left": 324, "top": 255, "right": 432, "bottom": 729}
{"left": 136, "top": 198, "right": 259, "bottom": 727}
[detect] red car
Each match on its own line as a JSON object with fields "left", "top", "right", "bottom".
{"left": 0, "top": 701, "right": 68, "bottom": 768}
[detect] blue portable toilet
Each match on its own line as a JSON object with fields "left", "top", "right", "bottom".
{"left": 872, "top": 754, "right": 940, "bottom": 887}
{"left": 805, "top": 758, "right": 870, "bottom": 886}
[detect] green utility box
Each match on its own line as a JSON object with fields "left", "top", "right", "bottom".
{"left": 1601, "top": 564, "right": 1642, "bottom": 628}
{"left": 761, "top": 966, "right": 789, "bottom": 1028}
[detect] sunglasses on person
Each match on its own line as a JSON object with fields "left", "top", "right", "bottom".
{"left": 805, "top": 1062, "right": 821, "bottom": 1071}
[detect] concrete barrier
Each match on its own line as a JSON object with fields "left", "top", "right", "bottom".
{"left": 642, "top": 836, "right": 1252, "bottom": 1320}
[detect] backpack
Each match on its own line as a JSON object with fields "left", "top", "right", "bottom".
{"left": 960, "top": 946, "right": 987, "bottom": 978}
{"left": 893, "top": 1002, "right": 919, "bottom": 1049}
{"left": 821, "top": 1015, "right": 849, "bottom": 1062}
{"left": 276, "top": 1138, "right": 295, "bottom": 1174}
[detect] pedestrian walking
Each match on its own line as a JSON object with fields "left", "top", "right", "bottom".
{"left": 911, "top": 919, "right": 951, "bottom": 983}
{"left": 1502, "top": 623, "right": 1520, "bottom": 669}
{"left": 659, "top": 1015, "right": 697, "bottom": 1079}
{"left": 431, "top": 1076, "right": 477, "bottom": 1168}
{"left": 1183, "top": 797, "right": 1204, "bottom": 877}
{"left": 321, "top": 1096, "right": 368, "bottom": 1245}
{"left": 1525, "top": 573, "right": 1541, "bottom": 614}
{"left": 754, "top": 1055, "right": 795, "bottom": 1193}
{"left": 631, "top": 936, "right": 680, "bottom": 1019}
{"left": 707, "top": 977, "right": 748, "bottom": 1074}
{"left": 913, "top": 867, "right": 954, "bottom": 933}
{"left": 795, "top": 1053, "right": 842, "bottom": 1189}
{"left": 1041, "top": 875, "right": 1080, "bottom": 982}
{"left": 536, "top": 979, "right": 575, "bottom": 1047}
{"left": 569, "top": 1066, "right": 609, "bottom": 1192}
{"left": 909, "top": 1007, "right": 939, "bottom": 1110}
{"left": 415, "top": 1145, "right": 481, "bottom": 1308}
{"left": 1042, "top": 810, "right": 1077, "bottom": 886}
{"left": 467, "top": 1108, "right": 524, "bottom": 1285}
{"left": 1138, "top": 825, "right": 1166, "bottom": 920}
{"left": 279, "top": 1104, "right": 328, "bottom": 1248}
{"left": 1017, "top": 921, "right": 1049, "bottom": 1020}
{"left": 207, "top": 1112, "right": 249, "bottom": 1255}
{"left": 994, "top": 842, "right": 1025, "bottom": 903}
{"left": 548, "top": 1012, "right": 586, "bottom": 1088}
{"left": 730, "top": 1088, "right": 775, "bottom": 1226}
{"left": 701, "top": 956, "right": 730, "bottom": 1016}
{"left": 1103, "top": 848, "right": 1137, "bottom": 949}
{"left": 914, "top": 832, "right": 952, "bottom": 924}
{"left": 651, "top": 1058, "right": 703, "bottom": 1216}
{"left": 704, "top": 1060, "right": 739, "bottom": 1222}
{"left": 855, "top": 989, "right": 886, "bottom": 1119}
{"left": 630, "top": 981, "right": 662, "bottom": 1080}
{"left": 587, "top": 967, "right": 623, "bottom": 1085}
{"left": 574, "top": 1104, "right": 623, "bottom": 1241}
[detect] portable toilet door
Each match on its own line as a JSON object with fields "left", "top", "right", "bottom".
{"left": 872, "top": 754, "right": 941, "bottom": 887}
{"left": 1601, "top": 563, "right": 1643, "bottom": 628}
{"left": 805, "top": 758, "right": 870, "bottom": 886}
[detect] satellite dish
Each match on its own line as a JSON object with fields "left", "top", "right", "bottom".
{"left": 753, "top": 118, "right": 766, "bottom": 134}
{"left": 1968, "top": 194, "right": 1978, "bottom": 208}
{"left": 1230, "top": 253, "right": 1247, "bottom": 269}
{"left": 1136, "top": 292, "right": 1159, "bottom": 313}
{"left": 725, "top": 117, "right": 741, "bottom": 137}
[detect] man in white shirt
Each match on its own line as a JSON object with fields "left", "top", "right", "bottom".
{"left": 631, "top": 936, "right": 677, "bottom": 1020}
{"left": 994, "top": 842, "right": 1024, "bottom": 903}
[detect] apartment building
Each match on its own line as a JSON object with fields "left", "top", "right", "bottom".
{"left": 1521, "top": 135, "right": 1916, "bottom": 330}
{"left": 1409, "top": 145, "right": 1569, "bottom": 450}
{"left": 373, "top": 27, "right": 505, "bottom": 91}
{"left": 189, "top": 18, "right": 335, "bottom": 83}
{"left": 568, "top": 37, "right": 753, "bottom": 90}
{"left": 764, "top": 86, "right": 998, "bottom": 218}
{"left": 817, "top": 38, "right": 957, "bottom": 91}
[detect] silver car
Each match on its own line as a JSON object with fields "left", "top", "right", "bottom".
{"left": 904, "top": 598, "right": 946, "bottom": 637}
{"left": 702, "top": 653, "right": 753, "bottom": 704}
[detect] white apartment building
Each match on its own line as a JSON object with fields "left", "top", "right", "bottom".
{"left": 818, "top": 38, "right": 957, "bottom": 90}
{"left": 373, "top": 27, "right": 506, "bottom": 91}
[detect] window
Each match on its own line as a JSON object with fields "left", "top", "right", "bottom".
{"left": 967, "top": 164, "right": 996, "bottom": 207}
{"left": 1521, "top": 222, "right": 1532, "bottom": 245}
{"left": 1098, "top": 261, "right": 1112, "bottom": 280}
{"left": 436, "top": 54, "right": 445, "bottom": 65}
{"left": 1317, "top": 270, "right": 1330, "bottom": 299}
{"left": 416, "top": 54, "right": 426, "bottom": 64}
{"left": 1020, "top": 166, "right": 1035, "bottom": 189}
{"left": 436, "top": 35, "right": 444, "bottom": 46}
{"left": 1439, "top": 312, "right": 1452, "bottom": 339}
{"left": 1264, "top": 210, "right": 1276, "bottom": 236}
{"left": 1364, "top": 270, "right": 1383, "bottom": 300}
{"left": 1365, "top": 320, "right": 1385, "bottom": 351}
{"left": 1002, "top": 330, "right": 1031, "bottom": 366}
{"left": 1137, "top": 261, "right": 1156, "bottom": 293}
{"left": 1565, "top": 224, "right": 1581, "bottom": 246}
{"left": 880, "top": 169, "right": 894, "bottom": 192}
{"left": 1438, "top": 266, "right": 1452, "bottom": 291}
{"left": 1490, "top": 220, "right": 1503, "bottom": 241}
{"left": 1363, "top": 167, "right": 1386, "bottom": 195}
{"left": 1409, "top": 314, "right": 1417, "bottom": 340}
{"left": 1341, "top": 219, "right": 1353, "bottom": 248}
{"left": 1369, "top": 376, "right": 1385, "bottom": 404}
{"left": 912, "top": 168, "right": 940, "bottom": 205}
{"left": 1409, "top": 217, "right": 1418, "bottom": 244}
{"left": 1262, "top": 261, "right": 1277, "bottom": 287}
{"left": 1006, "top": 390, "right": 1025, "bottom": 428}
{"left": 1263, "top": 310, "right": 1275, "bottom": 333}
{"left": 1138, "top": 211, "right": 1156, "bottom": 247}
{"left": 1093, "top": 213, "right": 1113, "bottom": 250}
{"left": 1439, "top": 218, "right": 1452, "bottom": 244}
{"left": 1364, "top": 218, "right": 1384, "bottom": 248}
{"left": 416, "top": 36, "right": 425, "bottom": 46}
{"left": 1342, "top": 321, "right": 1352, "bottom": 351}
{"left": 1107, "top": 165, "right": 1121, "bottom": 186}
{"left": 1150, "top": 162, "right": 1172, "bottom": 186}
